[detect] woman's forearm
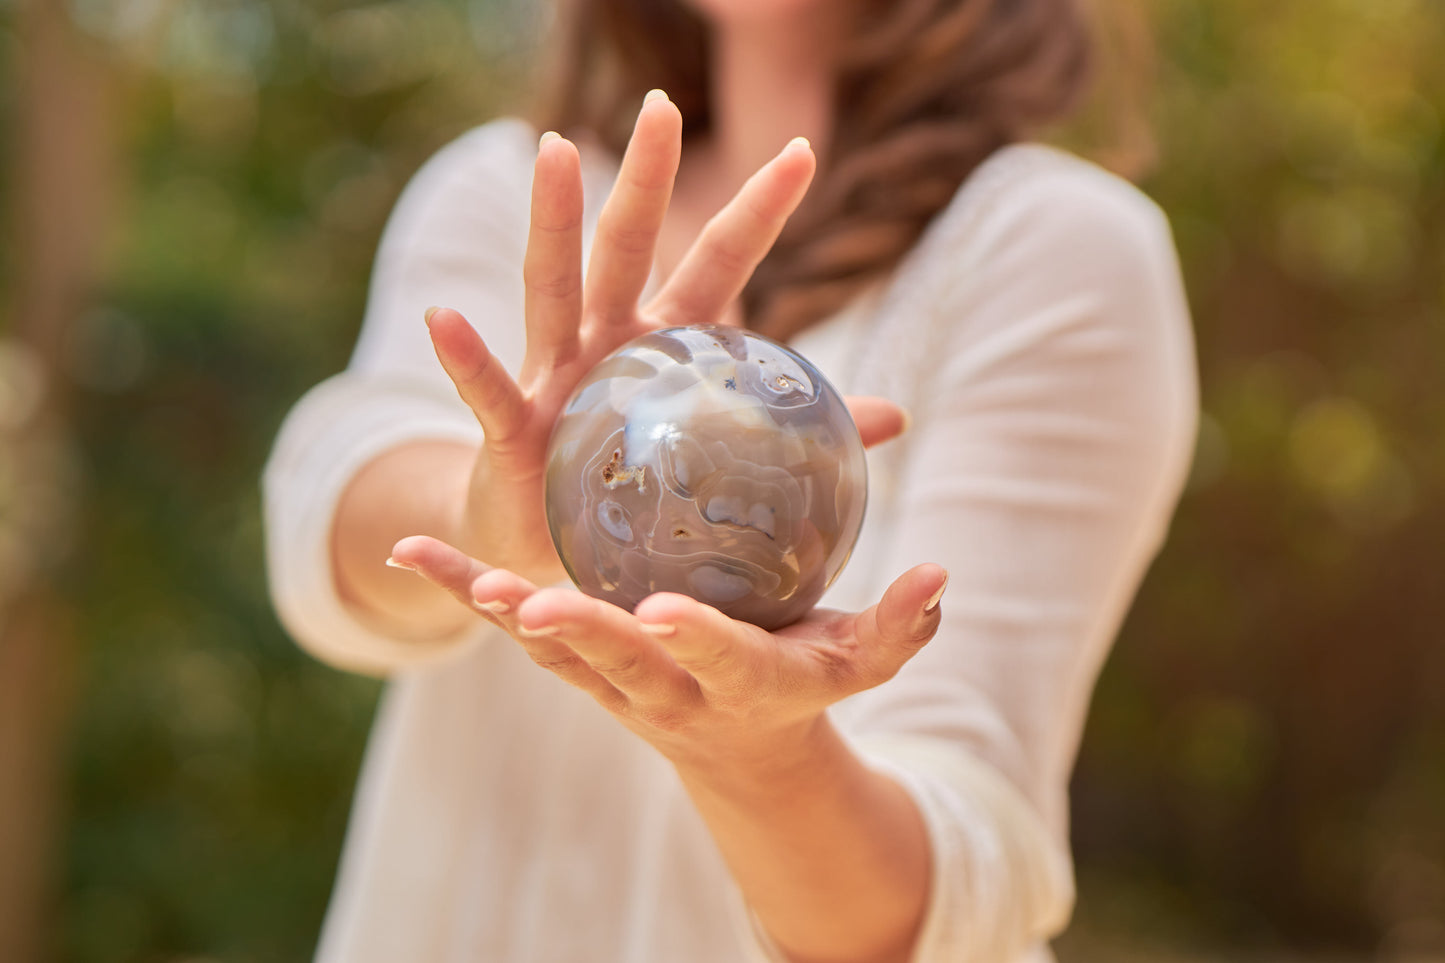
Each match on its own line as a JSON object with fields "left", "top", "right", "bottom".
{"left": 330, "top": 440, "right": 476, "bottom": 641}
{"left": 674, "top": 718, "right": 931, "bottom": 963}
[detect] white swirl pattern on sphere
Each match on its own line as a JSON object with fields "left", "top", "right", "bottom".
{"left": 544, "top": 325, "right": 868, "bottom": 630}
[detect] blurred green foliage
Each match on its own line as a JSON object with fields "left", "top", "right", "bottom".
{"left": 0, "top": 1, "right": 1441, "bottom": 961}
{"left": 1071, "top": 0, "right": 1445, "bottom": 957}
{"left": 3, "top": 2, "right": 537, "bottom": 960}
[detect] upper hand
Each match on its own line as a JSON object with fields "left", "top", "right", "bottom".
{"left": 426, "top": 91, "right": 817, "bottom": 584}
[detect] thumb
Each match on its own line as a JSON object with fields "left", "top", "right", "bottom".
{"left": 850, "top": 563, "right": 948, "bottom": 684}
{"left": 427, "top": 307, "right": 528, "bottom": 446}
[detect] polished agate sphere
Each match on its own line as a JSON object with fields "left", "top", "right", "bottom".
{"left": 544, "top": 325, "right": 867, "bottom": 630}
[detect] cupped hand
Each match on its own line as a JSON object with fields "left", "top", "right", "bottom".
{"left": 390, "top": 535, "right": 948, "bottom": 769}
{"left": 427, "top": 91, "right": 818, "bottom": 585}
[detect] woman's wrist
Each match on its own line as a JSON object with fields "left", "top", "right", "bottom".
{"left": 670, "top": 713, "right": 930, "bottom": 963}
{"left": 332, "top": 440, "right": 478, "bottom": 641}
{"left": 668, "top": 713, "right": 844, "bottom": 804}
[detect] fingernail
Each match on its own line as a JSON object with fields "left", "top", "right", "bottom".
{"left": 517, "top": 623, "right": 559, "bottom": 638}
{"left": 923, "top": 571, "right": 949, "bottom": 614}
{"left": 424, "top": 305, "right": 440, "bottom": 323}
{"left": 786, "top": 136, "right": 811, "bottom": 152}
{"left": 385, "top": 556, "right": 418, "bottom": 572}
{"left": 639, "top": 622, "right": 676, "bottom": 638}
{"left": 644, "top": 88, "right": 668, "bottom": 105}
{"left": 539, "top": 130, "right": 561, "bottom": 147}
{"left": 474, "top": 599, "right": 511, "bottom": 615}
{"left": 899, "top": 407, "right": 913, "bottom": 435}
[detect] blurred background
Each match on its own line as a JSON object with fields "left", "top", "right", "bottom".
{"left": 0, "top": 0, "right": 1440, "bottom": 961}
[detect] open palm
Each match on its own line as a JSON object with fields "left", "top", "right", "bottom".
{"left": 427, "top": 91, "right": 817, "bottom": 585}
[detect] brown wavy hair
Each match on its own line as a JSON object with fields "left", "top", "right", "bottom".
{"left": 534, "top": 0, "right": 1096, "bottom": 341}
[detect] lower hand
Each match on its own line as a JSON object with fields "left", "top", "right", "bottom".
{"left": 388, "top": 536, "right": 948, "bottom": 771}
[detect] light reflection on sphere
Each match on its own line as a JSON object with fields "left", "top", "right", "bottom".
{"left": 544, "top": 325, "right": 867, "bottom": 630}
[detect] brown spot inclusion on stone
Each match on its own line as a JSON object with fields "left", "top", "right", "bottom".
{"left": 600, "top": 447, "right": 647, "bottom": 492}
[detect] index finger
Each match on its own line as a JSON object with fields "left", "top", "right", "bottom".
{"left": 516, "top": 588, "right": 698, "bottom": 708}
{"left": 631, "top": 593, "right": 768, "bottom": 700}
{"left": 521, "top": 132, "right": 585, "bottom": 383}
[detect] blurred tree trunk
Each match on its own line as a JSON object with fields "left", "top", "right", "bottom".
{"left": 0, "top": 2, "right": 126, "bottom": 960}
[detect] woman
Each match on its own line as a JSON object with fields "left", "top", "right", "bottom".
{"left": 263, "top": 0, "right": 1197, "bottom": 960}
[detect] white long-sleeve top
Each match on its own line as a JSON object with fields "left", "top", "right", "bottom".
{"left": 263, "top": 118, "right": 1198, "bottom": 963}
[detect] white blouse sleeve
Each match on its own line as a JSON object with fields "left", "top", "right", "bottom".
{"left": 261, "top": 119, "right": 539, "bottom": 676}
{"left": 835, "top": 150, "right": 1199, "bottom": 962}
